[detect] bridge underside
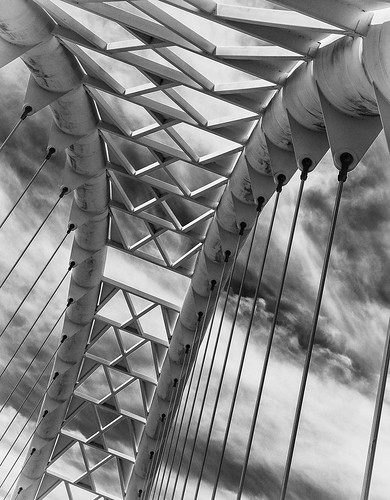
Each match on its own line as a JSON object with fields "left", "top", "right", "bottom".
{"left": 1, "top": 0, "right": 390, "bottom": 499}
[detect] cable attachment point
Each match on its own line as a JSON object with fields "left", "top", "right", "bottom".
{"left": 31, "top": 448, "right": 36, "bottom": 456}
{"left": 66, "top": 223, "right": 75, "bottom": 234}
{"left": 68, "top": 261, "right": 75, "bottom": 271}
{"left": 59, "top": 186, "right": 69, "bottom": 199}
{"left": 300, "top": 158, "right": 312, "bottom": 180}
{"left": 224, "top": 250, "right": 231, "bottom": 263}
{"left": 17, "top": 487, "right": 23, "bottom": 495}
{"left": 173, "top": 378, "right": 178, "bottom": 388}
{"left": 53, "top": 371, "right": 59, "bottom": 380}
{"left": 185, "top": 344, "right": 191, "bottom": 354}
{"left": 45, "top": 147, "right": 56, "bottom": 161}
{"left": 161, "top": 413, "right": 166, "bottom": 422}
{"left": 197, "top": 311, "right": 203, "bottom": 322}
{"left": 339, "top": 152, "right": 354, "bottom": 168}
{"left": 61, "top": 335, "right": 68, "bottom": 344}
{"left": 66, "top": 298, "right": 74, "bottom": 308}
{"left": 239, "top": 221, "right": 247, "bottom": 236}
{"left": 276, "top": 174, "right": 286, "bottom": 193}
{"left": 210, "top": 279, "right": 217, "bottom": 291}
{"left": 338, "top": 152, "right": 352, "bottom": 182}
{"left": 20, "top": 106, "right": 33, "bottom": 120}
{"left": 138, "top": 490, "right": 142, "bottom": 498}
{"left": 149, "top": 451, "right": 154, "bottom": 459}
{"left": 256, "top": 196, "right": 265, "bottom": 212}
{"left": 42, "top": 410, "right": 49, "bottom": 418}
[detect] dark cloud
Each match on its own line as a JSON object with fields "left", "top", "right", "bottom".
{"left": 224, "top": 135, "right": 390, "bottom": 397}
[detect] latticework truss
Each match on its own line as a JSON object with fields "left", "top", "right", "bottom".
{"left": 2, "top": 0, "right": 390, "bottom": 499}
{"left": 39, "top": 279, "right": 180, "bottom": 500}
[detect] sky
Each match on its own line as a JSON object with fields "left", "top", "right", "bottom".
{"left": 0, "top": 57, "right": 74, "bottom": 498}
{"left": 157, "top": 138, "right": 390, "bottom": 500}
{"left": 1, "top": 1, "right": 390, "bottom": 500}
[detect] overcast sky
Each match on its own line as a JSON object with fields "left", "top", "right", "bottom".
{"left": 1, "top": 2, "right": 390, "bottom": 500}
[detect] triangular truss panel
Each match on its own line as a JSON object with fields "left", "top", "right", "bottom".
{"left": 37, "top": 276, "right": 181, "bottom": 499}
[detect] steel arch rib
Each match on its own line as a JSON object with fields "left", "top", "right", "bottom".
{"left": 0, "top": 1, "right": 390, "bottom": 499}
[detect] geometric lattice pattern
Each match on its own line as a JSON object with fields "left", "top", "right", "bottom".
{"left": 5, "top": 0, "right": 390, "bottom": 498}
{"left": 36, "top": 0, "right": 358, "bottom": 286}
{"left": 36, "top": 279, "right": 180, "bottom": 499}
{"left": 37, "top": 0, "right": 276, "bottom": 279}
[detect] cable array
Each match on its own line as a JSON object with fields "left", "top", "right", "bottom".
{"left": 162, "top": 282, "right": 216, "bottom": 500}
{"left": 279, "top": 164, "right": 349, "bottom": 499}
{"left": 0, "top": 102, "right": 381, "bottom": 500}
{"left": 147, "top": 344, "right": 191, "bottom": 500}
{"left": 211, "top": 201, "right": 263, "bottom": 500}
{"left": 0, "top": 331, "right": 68, "bottom": 496}
{"left": 191, "top": 224, "right": 247, "bottom": 500}
{"left": 0, "top": 147, "right": 56, "bottom": 230}
{"left": 0, "top": 184, "right": 69, "bottom": 290}
{"left": 0, "top": 267, "right": 70, "bottom": 414}
{"left": 237, "top": 171, "right": 305, "bottom": 498}
{"left": 0, "top": 328, "right": 69, "bottom": 499}
{"left": 0, "top": 314, "right": 68, "bottom": 447}
{"left": 0, "top": 228, "right": 72, "bottom": 341}
{"left": 144, "top": 165, "right": 340, "bottom": 499}
{"left": 161, "top": 256, "right": 230, "bottom": 499}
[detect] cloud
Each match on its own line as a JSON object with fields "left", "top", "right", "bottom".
{"left": 0, "top": 59, "right": 76, "bottom": 500}
{"left": 160, "top": 308, "right": 390, "bottom": 500}
{"left": 165, "top": 129, "right": 390, "bottom": 497}
{"left": 227, "top": 135, "right": 390, "bottom": 394}
{"left": 0, "top": 405, "right": 38, "bottom": 498}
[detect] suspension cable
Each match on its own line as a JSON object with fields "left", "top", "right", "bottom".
{"left": 0, "top": 266, "right": 71, "bottom": 414}
{"left": 0, "top": 185, "right": 68, "bottom": 289}
{"left": 144, "top": 418, "right": 165, "bottom": 500}
{"left": 211, "top": 202, "right": 264, "bottom": 499}
{"left": 179, "top": 250, "right": 231, "bottom": 494}
{"left": 143, "top": 451, "right": 155, "bottom": 499}
{"left": 2, "top": 411, "right": 47, "bottom": 500}
{"left": 163, "top": 296, "right": 216, "bottom": 498}
{"left": 156, "top": 313, "right": 205, "bottom": 500}
{"left": 146, "top": 387, "right": 177, "bottom": 500}
{"left": 236, "top": 170, "right": 307, "bottom": 499}
{"left": 0, "top": 106, "right": 32, "bottom": 155}
{"left": 190, "top": 223, "right": 247, "bottom": 500}
{"left": 171, "top": 271, "right": 227, "bottom": 498}
{"left": 279, "top": 163, "right": 349, "bottom": 500}
{"left": 0, "top": 356, "right": 64, "bottom": 497}
{"left": 162, "top": 283, "right": 216, "bottom": 500}
{"left": 155, "top": 336, "right": 198, "bottom": 500}
{"left": 0, "top": 227, "right": 73, "bottom": 341}
{"left": 167, "top": 252, "right": 229, "bottom": 499}
{"left": 144, "top": 411, "right": 169, "bottom": 500}
{"left": 149, "top": 345, "right": 191, "bottom": 500}
{"left": 0, "top": 315, "right": 69, "bottom": 446}
{"left": 0, "top": 146, "right": 56, "bottom": 230}
{"left": 147, "top": 347, "right": 192, "bottom": 499}
{"left": 0, "top": 349, "right": 65, "bottom": 477}
{"left": 180, "top": 230, "right": 244, "bottom": 498}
